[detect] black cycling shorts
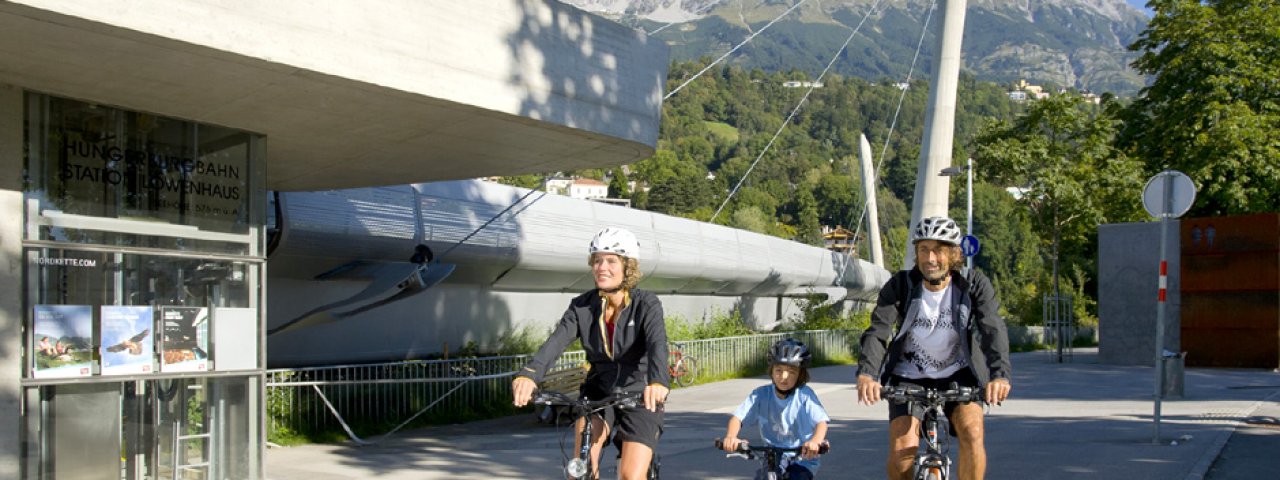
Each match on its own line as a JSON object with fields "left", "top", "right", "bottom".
{"left": 887, "top": 369, "right": 984, "bottom": 435}
{"left": 581, "top": 384, "right": 664, "bottom": 451}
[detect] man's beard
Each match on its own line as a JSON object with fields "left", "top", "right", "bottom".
{"left": 923, "top": 265, "right": 949, "bottom": 285}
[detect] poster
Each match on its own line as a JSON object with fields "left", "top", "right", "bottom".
{"left": 159, "top": 306, "right": 209, "bottom": 372}
{"left": 100, "top": 305, "right": 155, "bottom": 375}
{"left": 32, "top": 305, "right": 94, "bottom": 378}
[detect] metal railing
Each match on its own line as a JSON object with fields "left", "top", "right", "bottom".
{"left": 265, "top": 331, "right": 858, "bottom": 442}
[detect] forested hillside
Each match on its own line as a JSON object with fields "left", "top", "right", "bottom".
{"left": 508, "top": 1, "right": 1280, "bottom": 330}
{"left": 504, "top": 61, "right": 1054, "bottom": 322}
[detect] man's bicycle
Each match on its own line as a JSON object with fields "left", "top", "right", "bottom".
{"left": 713, "top": 439, "right": 829, "bottom": 480}
{"left": 881, "top": 384, "right": 980, "bottom": 480}
{"left": 531, "top": 390, "right": 660, "bottom": 479}
{"left": 669, "top": 342, "right": 698, "bottom": 387}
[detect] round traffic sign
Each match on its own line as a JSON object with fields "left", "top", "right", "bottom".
{"left": 961, "top": 235, "right": 980, "bottom": 257}
{"left": 1143, "top": 170, "right": 1196, "bottom": 218}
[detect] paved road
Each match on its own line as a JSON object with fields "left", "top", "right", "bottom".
{"left": 266, "top": 349, "right": 1280, "bottom": 479}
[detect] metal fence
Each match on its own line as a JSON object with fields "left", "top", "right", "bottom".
{"left": 265, "top": 330, "right": 858, "bottom": 442}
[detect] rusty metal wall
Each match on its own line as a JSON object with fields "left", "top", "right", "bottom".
{"left": 1180, "top": 213, "right": 1280, "bottom": 368}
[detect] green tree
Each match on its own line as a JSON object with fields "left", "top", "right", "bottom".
{"left": 731, "top": 206, "right": 771, "bottom": 235}
{"left": 608, "top": 168, "right": 630, "bottom": 198}
{"left": 647, "top": 175, "right": 714, "bottom": 216}
{"left": 793, "top": 189, "right": 823, "bottom": 245}
{"left": 1118, "top": 0, "right": 1280, "bottom": 216}
{"left": 494, "top": 174, "right": 544, "bottom": 190}
{"left": 961, "top": 183, "right": 1043, "bottom": 323}
{"left": 633, "top": 150, "right": 703, "bottom": 188}
{"left": 974, "top": 94, "right": 1145, "bottom": 320}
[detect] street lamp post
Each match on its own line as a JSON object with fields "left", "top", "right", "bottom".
{"left": 939, "top": 157, "right": 973, "bottom": 271}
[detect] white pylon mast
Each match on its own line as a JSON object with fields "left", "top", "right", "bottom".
{"left": 904, "top": 0, "right": 967, "bottom": 270}
{"left": 858, "top": 134, "right": 884, "bottom": 269}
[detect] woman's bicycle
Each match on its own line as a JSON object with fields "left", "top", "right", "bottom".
{"left": 669, "top": 342, "right": 699, "bottom": 387}
{"left": 713, "top": 438, "right": 829, "bottom": 480}
{"left": 531, "top": 389, "right": 660, "bottom": 480}
{"left": 880, "top": 383, "right": 980, "bottom": 480}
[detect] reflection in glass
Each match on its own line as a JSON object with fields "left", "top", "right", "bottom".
{"left": 24, "top": 93, "right": 265, "bottom": 255}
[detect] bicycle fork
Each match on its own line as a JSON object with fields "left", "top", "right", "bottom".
{"left": 569, "top": 416, "right": 595, "bottom": 480}
{"left": 916, "top": 411, "right": 950, "bottom": 480}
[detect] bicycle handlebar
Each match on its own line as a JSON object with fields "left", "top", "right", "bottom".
{"left": 713, "top": 439, "right": 830, "bottom": 457}
{"left": 880, "top": 384, "right": 980, "bottom": 405}
{"left": 531, "top": 390, "right": 645, "bottom": 411}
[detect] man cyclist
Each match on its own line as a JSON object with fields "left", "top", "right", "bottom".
{"left": 512, "top": 227, "right": 669, "bottom": 480}
{"left": 855, "top": 216, "right": 1012, "bottom": 480}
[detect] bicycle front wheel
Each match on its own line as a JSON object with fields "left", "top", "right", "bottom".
{"left": 673, "top": 356, "right": 699, "bottom": 388}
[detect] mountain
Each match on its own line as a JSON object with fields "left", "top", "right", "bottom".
{"left": 561, "top": 0, "right": 1149, "bottom": 95}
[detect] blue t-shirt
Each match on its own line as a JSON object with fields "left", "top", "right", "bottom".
{"left": 732, "top": 384, "right": 831, "bottom": 473}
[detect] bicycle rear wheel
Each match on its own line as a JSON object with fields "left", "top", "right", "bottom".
{"left": 673, "top": 356, "right": 699, "bottom": 387}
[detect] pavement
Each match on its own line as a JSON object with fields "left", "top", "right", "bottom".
{"left": 266, "top": 349, "right": 1280, "bottom": 479}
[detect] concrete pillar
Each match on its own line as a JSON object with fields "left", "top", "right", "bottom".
{"left": 905, "top": 0, "right": 967, "bottom": 269}
{"left": 0, "top": 84, "right": 23, "bottom": 478}
{"left": 858, "top": 134, "right": 883, "bottom": 269}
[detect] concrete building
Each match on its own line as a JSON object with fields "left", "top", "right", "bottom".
{"left": 568, "top": 177, "right": 608, "bottom": 199}
{"left": 0, "top": 1, "right": 666, "bottom": 478}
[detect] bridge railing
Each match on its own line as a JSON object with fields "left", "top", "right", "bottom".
{"left": 266, "top": 330, "right": 859, "bottom": 443}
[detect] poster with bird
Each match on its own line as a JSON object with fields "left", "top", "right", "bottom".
{"left": 100, "top": 305, "right": 155, "bottom": 375}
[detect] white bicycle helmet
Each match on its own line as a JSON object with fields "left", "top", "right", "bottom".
{"left": 912, "top": 216, "right": 963, "bottom": 246}
{"left": 588, "top": 227, "right": 640, "bottom": 260}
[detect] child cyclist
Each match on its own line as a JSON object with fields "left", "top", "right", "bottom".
{"left": 720, "top": 338, "right": 831, "bottom": 479}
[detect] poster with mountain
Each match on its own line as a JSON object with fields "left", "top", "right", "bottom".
{"left": 159, "top": 306, "right": 209, "bottom": 372}
{"left": 100, "top": 305, "right": 155, "bottom": 375}
{"left": 32, "top": 305, "right": 94, "bottom": 378}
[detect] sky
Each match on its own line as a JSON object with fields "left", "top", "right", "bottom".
{"left": 1125, "top": 0, "right": 1155, "bottom": 16}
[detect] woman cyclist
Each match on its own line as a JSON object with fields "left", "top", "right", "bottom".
{"left": 512, "top": 227, "right": 670, "bottom": 480}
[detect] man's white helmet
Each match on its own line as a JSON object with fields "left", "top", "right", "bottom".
{"left": 589, "top": 227, "right": 640, "bottom": 260}
{"left": 912, "top": 216, "right": 963, "bottom": 245}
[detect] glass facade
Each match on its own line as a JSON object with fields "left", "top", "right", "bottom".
{"left": 21, "top": 93, "right": 266, "bottom": 479}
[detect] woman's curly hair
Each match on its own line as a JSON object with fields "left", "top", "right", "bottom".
{"left": 587, "top": 255, "right": 643, "bottom": 291}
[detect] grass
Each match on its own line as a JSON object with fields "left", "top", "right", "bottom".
{"left": 704, "top": 121, "right": 740, "bottom": 143}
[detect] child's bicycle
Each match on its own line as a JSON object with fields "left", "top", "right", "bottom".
{"left": 713, "top": 438, "right": 829, "bottom": 480}
{"left": 880, "top": 383, "right": 980, "bottom": 480}
{"left": 669, "top": 342, "right": 698, "bottom": 387}
{"left": 531, "top": 389, "right": 660, "bottom": 480}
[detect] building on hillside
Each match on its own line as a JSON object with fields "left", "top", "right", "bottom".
{"left": 569, "top": 178, "right": 608, "bottom": 200}
{"left": 0, "top": 1, "right": 666, "bottom": 477}
{"left": 545, "top": 176, "right": 575, "bottom": 195}
{"left": 823, "top": 225, "right": 860, "bottom": 255}
{"left": 783, "top": 80, "right": 824, "bottom": 88}
{"left": 1009, "top": 79, "right": 1051, "bottom": 101}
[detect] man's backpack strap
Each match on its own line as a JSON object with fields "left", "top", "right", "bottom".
{"left": 893, "top": 271, "right": 912, "bottom": 333}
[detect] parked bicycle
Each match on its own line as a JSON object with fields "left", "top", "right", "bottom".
{"left": 880, "top": 383, "right": 980, "bottom": 480}
{"left": 714, "top": 438, "right": 829, "bottom": 480}
{"left": 531, "top": 389, "right": 660, "bottom": 479}
{"left": 669, "top": 342, "right": 699, "bottom": 387}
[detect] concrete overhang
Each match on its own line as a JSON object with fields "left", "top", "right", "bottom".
{"left": 0, "top": 0, "right": 668, "bottom": 191}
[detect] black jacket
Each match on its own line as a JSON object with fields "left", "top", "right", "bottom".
{"left": 520, "top": 288, "right": 670, "bottom": 392}
{"left": 857, "top": 267, "right": 1012, "bottom": 387}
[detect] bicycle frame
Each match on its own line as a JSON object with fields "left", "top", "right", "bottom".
{"left": 882, "top": 384, "right": 978, "bottom": 480}
{"left": 668, "top": 343, "right": 698, "bottom": 388}
{"left": 532, "top": 390, "right": 659, "bottom": 480}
